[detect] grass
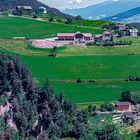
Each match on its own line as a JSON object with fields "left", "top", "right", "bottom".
{"left": 0, "top": 16, "right": 103, "bottom": 39}
{"left": 72, "top": 20, "right": 111, "bottom": 28}
{"left": 0, "top": 37, "right": 140, "bottom": 103}
{"left": 0, "top": 37, "right": 140, "bottom": 57}
{"left": 0, "top": 16, "right": 140, "bottom": 103}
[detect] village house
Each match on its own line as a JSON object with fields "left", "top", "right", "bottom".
{"left": 57, "top": 32, "right": 93, "bottom": 44}
{"left": 102, "top": 31, "right": 113, "bottom": 42}
{"left": 15, "top": 6, "right": 33, "bottom": 15}
{"left": 115, "top": 24, "right": 126, "bottom": 31}
{"left": 37, "top": 7, "right": 47, "bottom": 14}
{"left": 115, "top": 102, "right": 132, "bottom": 112}
{"left": 94, "top": 31, "right": 112, "bottom": 43}
{"left": 129, "top": 29, "right": 138, "bottom": 37}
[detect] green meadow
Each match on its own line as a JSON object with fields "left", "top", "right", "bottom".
{"left": 0, "top": 16, "right": 103, "bottom": 39}
{"left": 19, "top": 55, "right": 140, "bottom": 103}
{"left": 0, "top": 17, "right": 140, "bottom": 103}
{"left": 0, "top": 37, "right": 140, "bottom": 103}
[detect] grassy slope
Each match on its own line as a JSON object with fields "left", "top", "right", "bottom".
{"left": 0, "top": 16, "right": 103, "bottom": 39}
{"left": 0, "top": 37, "right": 140, "bottom": 103}
{"left": 72, "top": 20, "right": 111, "bottom": 28}
{"left": 0, "top": 37, "right": 140, "bottom": 56}
{"left": 0, "top": 16, "right": 140, "bottom": 103}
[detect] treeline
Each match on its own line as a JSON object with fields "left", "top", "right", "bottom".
{"left": 87, "top": 40, "right": 132, "bottom": 46}
{"left": 0, "top": 53, "right": 87, "bottom": 139}
{"left": 126, "top": 76, "right": 140, "bottom": 82}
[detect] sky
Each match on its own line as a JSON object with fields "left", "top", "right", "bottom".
{"left": 39, "top": 0, "right": 107, "bottom": 10}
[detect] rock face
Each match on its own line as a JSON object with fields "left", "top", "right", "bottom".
{"left": 0, "top": 102, "right": 12, "bottom": 116}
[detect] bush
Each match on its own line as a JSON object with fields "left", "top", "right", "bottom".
{"left": 76, "top": 78, "right": 82, "bottom": 83}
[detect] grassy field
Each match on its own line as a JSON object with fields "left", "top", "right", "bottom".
{"left": 0, "top": 37, "right": 140, "bottom": 56}
{"left": 0, "top": 16, "right": 139, "bottom": 103}
{"left": 0, "top": 37, "right": 140, "bottom": 103}
{"left": 72, "top": 20, "right": 111, "bottom": 28}
{"left": 0, "top": 16, "right": 103, "bottom": 39}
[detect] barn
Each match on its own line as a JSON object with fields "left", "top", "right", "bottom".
{"left": 115, "top": 102, "right": 132, "bottom": 112}
{"left": 57, "top": 32, "right": 93, "bottom": 44}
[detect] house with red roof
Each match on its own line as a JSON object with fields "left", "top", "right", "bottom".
{"left": 57, "top": 32, "right": 93, "bottom": 44}
{"left": 115, "top": 102, "right": 132, "bottom": 112}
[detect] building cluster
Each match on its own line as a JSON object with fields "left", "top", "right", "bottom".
{"left": 115, "top": 24, "right": 139, "bottom": 37}
{"left": 115, "top": 101, "right": 140, "bottom": 112}
{"left": 112, "top": 102, "right": 140, "bottom": 125}
{"left": 56, "top": 31, "right": 113, "bottom": 45}
{"left": 14, "top": 6, "right": 47, "bottom": 15}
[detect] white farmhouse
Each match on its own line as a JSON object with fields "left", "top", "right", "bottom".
{"left": 129, "top": 29, "right": 138, "bottom": 37}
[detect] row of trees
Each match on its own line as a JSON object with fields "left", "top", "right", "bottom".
{"left": 87, "top": 40, "right": 132, "bottom": 47}
{"left": 126, "top": 76, "right": 140, "bottom": 82}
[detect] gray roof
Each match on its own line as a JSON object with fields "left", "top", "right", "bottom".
{"left": 39, "top": 7, "right": 47, "bottom": 10}
{"left": 116, "top": 102, "right": 131, "bottom": 106}
{"left": 17, "top": 6, "right": 32, "bottom": 10}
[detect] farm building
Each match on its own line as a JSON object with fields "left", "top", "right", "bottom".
{"left": 102, "top": 31, "right": 113, "bottom": 42}
{"left": 37, "top": 7, "right": 47, "bottom": 14}
{"left": 129, "top": 29, "right": 138, "bottom": 37}
{"left": 94, "top": 32, "right": 112, "bottom": 42}
{"left": 15, "top": 6, "right": 33, "bottom": 15}
{"left": 115, "top": 102, "right": 132, "bottom": 112}
{"left": 115, "top": 24, "right": 126, "bottom": 31}
{"left": 57, "top": 32, "right": 93, "bottom": 44}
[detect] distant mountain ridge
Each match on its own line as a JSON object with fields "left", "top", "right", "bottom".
{"left": 104, "top": 7, "right": 140, "bottom": 23}
{"left": 63, "top": 0, "right": 140, "bottom": 20}
{"left": 0, "top": 0, "right": 73, "bottom": 19}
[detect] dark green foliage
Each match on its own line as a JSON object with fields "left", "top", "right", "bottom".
{"left": 102, "top": 23, "right": 116, "bottom": 30}
{"left": 75, "top": 15, "right": 82, "bottom": 21}
{"left": 76, "top": 78, "right": 82, "bottom": 83}
{"left": 136, "top": 129, "right": 140, "bottom": 140}
{"left": 65, "top": 17, "right": 73, "bottom": 25}
{"left": 121, "top": 90, "right": 132, "bottom": 102}
{"left": 126, "top": 76, "right": 140, "bottom": 81}
{"left": 100, "top": 103, "right": 115, "bottom": 112}
{"left": 88, "top": 105, "right": 97, "bottom": 114}
{"left": 48, "top": 47, "right": 57, "bottom": 57}
{"left": 0, "top": 53, "right": 87, "bottom": 139}
{"left": 94, "top": 124, "right": 119, "bottom": 140}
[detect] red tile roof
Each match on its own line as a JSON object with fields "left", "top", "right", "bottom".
{"left": 102, "top": 31, "right": 111, "bottom": 35}
{"left": 57, "top": 32, "right": 92, "bottom": 38}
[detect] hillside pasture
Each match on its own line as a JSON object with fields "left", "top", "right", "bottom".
{"left": 0, "top": 37, "right": 140, "bottom": 56}
{"left": 0, "top": 16, "right": 103, "bottom": 39}
{"left": 0, "top": 38, "right": 140, "bottom": 103}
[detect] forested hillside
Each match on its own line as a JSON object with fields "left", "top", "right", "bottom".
{"left": 0, "top": 0, "right": 73, "bottom": 19}
{"left": 0, "top": 53, "right": 87, "bottom": 139}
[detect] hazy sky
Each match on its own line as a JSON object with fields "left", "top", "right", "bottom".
{"left": 39, "top": 0, "right": 107, "bottom": 10}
